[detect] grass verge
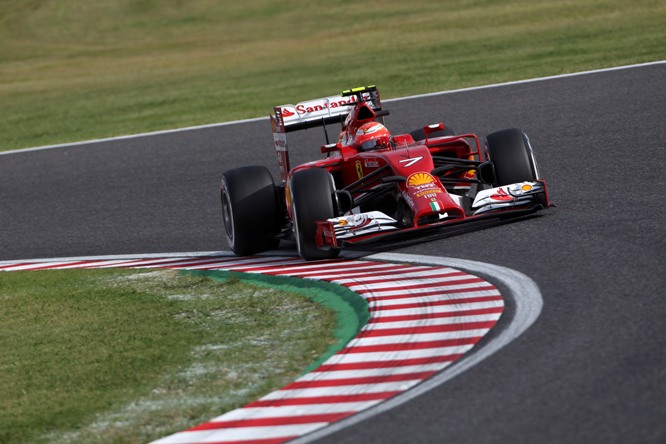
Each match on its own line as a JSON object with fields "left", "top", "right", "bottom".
{"left": 0, "top": 268, "right": 357, "bottom": 443}
{"left": 1, "top": 0, "right": 664, "bottom": 151}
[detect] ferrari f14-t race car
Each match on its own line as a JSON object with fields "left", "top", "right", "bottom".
{"left": 221, "top": 86, "right": 551, "bottom": 260}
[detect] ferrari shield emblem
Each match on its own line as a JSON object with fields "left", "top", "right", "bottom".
{"left": 356, "top": 160, "right": 363, "bottom": 179}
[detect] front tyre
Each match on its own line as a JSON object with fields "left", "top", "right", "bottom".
{"left": 290, "top": 168, "right": 340, "bottom": 261}
{"left": 485, "top": 128, "right": 540, "bottom": 186}
{"left": 220, "top": 165, "right": 280, "bottom": 256}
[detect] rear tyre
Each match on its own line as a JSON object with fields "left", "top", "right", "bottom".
{"left": 220, "top": 166, "right": 280, "bottom": 255}
{"left": 290, "top": 168, "right": 340, "bottom": 261}
{"left": 485, "top": 128, "right": 540, "bottom": 186}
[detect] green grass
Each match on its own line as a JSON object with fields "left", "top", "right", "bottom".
{"left": 0, "top": 0, "right": 664, "bottom": 151}
{"left": 0, "top": 268, "right": 340, "bottom": 443}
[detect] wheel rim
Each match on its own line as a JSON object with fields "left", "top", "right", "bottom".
{"left": 291, "top": 199, "right": 303, "bottom": 256}
{"left": 523, "top": 133, "right": 541, "bottom": 180}
{"left": 221, "top": 189, "right": 234, "bottom": 243}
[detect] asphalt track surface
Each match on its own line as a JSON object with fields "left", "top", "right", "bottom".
{"left": 1, "top": 63, "right": 665, "bottom": 443}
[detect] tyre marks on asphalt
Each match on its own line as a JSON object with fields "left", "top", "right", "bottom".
{"left": 1, "top": 255, "right": 504, "bottom": 444}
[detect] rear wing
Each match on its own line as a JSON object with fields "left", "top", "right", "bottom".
{"left": 270, "top": 86, "right": 382, "bottom": 182}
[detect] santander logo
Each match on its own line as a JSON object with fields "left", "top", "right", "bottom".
{"left": 281, "top": 96, "right": 359, "bottom": 117}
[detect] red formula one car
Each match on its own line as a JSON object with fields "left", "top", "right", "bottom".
{"left": 221, "top": 86, "right": 550, "bottom": 260}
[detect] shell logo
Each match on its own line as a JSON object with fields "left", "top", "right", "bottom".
{"left": 407, "top": 172, "right": 435, "bottom": 187}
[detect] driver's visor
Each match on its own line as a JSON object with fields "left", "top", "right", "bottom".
{"left": 360, "top": 139, "right": 381, "bottom": 151}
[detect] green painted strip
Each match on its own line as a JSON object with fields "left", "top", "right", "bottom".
{"left": 182, "top": 270, "right": 369, "bottom": 375}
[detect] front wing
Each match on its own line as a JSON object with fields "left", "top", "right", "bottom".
{"left": 315, "top": 180, "right": 550, "bottom": 249}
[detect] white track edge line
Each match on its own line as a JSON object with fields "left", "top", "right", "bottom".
{"left": 0, "top": 251, "right": 233, "bottom": 266}
{"left": 383, "top": 60, "right": 665, "bottom": 102}
{"left": 1, "top": 60, "right": 662, "bottom": 157}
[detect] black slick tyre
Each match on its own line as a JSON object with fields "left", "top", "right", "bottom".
{"left": 220, "top": 165, "right": 280, "bottom": 256}
{"left": 485, "top": 128, "right": 540, "bottom": 186}
{"left": 290, "top": 168, "right": 340, "bottom": 261}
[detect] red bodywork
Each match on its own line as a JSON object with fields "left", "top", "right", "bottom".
{"left": 269, "top": 86, "right": 549, "bottom": 250}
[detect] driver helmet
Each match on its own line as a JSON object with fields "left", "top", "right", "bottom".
{"left": 356, "top": 122, "right": 392, "bottom": 151}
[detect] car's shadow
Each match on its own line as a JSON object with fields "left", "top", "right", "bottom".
{"left": 346, "top": 213, "right": 545, "bottom": 257}
{"left": 274, "top": 213, "right": 548, "bottom": 261}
